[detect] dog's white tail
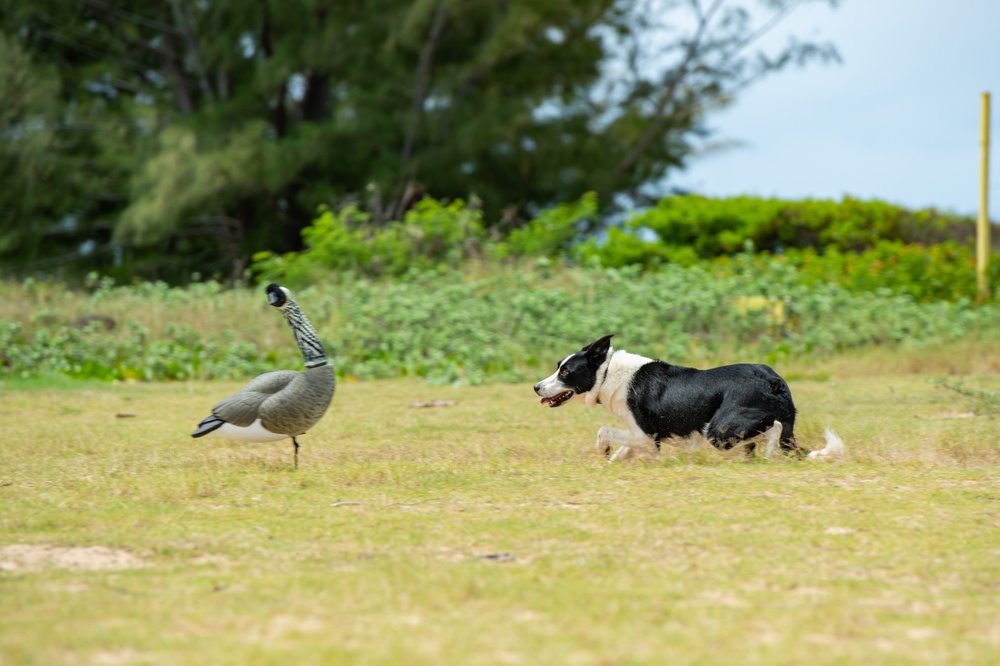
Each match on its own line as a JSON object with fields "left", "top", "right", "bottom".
{"left": 807, "top": 428, "right": 845, "bottom": 461}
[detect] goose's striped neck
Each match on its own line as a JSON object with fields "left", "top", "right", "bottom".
{"left": 280, "top": 299, "right": 328, "bottom": 368}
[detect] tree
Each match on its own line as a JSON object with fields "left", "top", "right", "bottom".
{"left": 0, "top": 0, "right": 839, "bottom": 283}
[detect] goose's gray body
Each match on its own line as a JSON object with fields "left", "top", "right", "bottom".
{"left": 192, "top": 284, "right": 335, "bottom": 464}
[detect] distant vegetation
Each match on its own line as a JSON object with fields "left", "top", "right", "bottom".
{"left": 4, "top": 194, "right": 997, "bottom": 384}
{"left": 0, "top": 1, "right": 840, "bottom": 284}
{"left": 255, "top": 193, "right": 996, "bottom": 303}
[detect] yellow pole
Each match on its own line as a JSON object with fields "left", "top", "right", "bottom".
{"left": 978, "top": 92, "right": 991, "bottom": 299}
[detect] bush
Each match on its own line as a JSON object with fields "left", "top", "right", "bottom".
{"left": 0, "top": 319, "right": 269, "bottom": 382}
{"left": 3, "top": 266, "right": 999, "bottom": 385}
{"left": 254, "top": 192, "right": 604, "bottom": 284}
{"left": 579, "top": 195, "right": 995, "bottom": 302}
{"left": 497, "top": 192, "right": 599, "bottom": 258}
{"left": 253, "top": 197, "right": 488, "bottom": 281}
{"left": 708, "top": 241, "right": 995, "bottom": 303}
{"left": 577, "top": 227, "right": 699, "bottom": 268}
{"left": 625, "top": 195, "right": 977, "bottom": 257}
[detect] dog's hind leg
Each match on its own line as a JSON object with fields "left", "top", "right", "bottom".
{"left": 706, "top": 410, "right": 782, "bottom": 456}
{"left": 762, "top": 420, "right": 783, "bottom": 459}
{"left": 598, "top": 426, "right": 657, "bottom": 462}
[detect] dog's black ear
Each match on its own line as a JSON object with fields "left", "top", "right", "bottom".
{"left": 583, "top": 334, "right": 614, "bottom": 367}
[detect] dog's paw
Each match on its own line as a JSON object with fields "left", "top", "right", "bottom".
{"left": 608, "top": 445, "right": 633, "bottom": 463}
{"left": 595, "top": 427, "right": 613, "bottom": 456}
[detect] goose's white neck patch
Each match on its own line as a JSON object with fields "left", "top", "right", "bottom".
{"left": 208, "top": 419, "right": 289, "bottom": 443}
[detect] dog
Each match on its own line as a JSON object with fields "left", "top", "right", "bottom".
{"left": 533, "top": 335, "right": 843, "bottom": 462}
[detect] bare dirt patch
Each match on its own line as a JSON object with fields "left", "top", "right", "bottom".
{"left": 0, "top": 545, "right": 145, "bottom": 571}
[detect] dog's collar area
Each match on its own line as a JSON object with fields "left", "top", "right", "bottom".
{"left": 594, "top": 350, "right": 616, "bottom": 406}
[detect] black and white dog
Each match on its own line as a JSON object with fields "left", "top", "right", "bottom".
{"left": 534, "top": 335, "right": 843, "bottom": 461}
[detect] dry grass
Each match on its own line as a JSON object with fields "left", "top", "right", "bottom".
{"left": 3, "top": 280, "right": 297, "bottom": 351}
{"left": 1, "top": 367, "right": 999, "bottom": 665}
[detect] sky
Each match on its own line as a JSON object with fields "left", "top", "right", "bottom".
{"left": 670, "top": 0, "right": 1000, "bottom": 217}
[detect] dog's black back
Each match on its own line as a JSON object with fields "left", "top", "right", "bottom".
{"left": 628, "top": 361, "right": 797, "bottom": 448}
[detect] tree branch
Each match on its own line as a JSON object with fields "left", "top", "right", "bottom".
{"left": 399, "top": 1, "right": 449, "bottom": 191}
{"left": 612, "top": 0, "right": 725, "bottom": 181}
{"left": 167, "top": 0, "right": 215, "bottom": 103}
{"left": 81, "top": 0, "right": 184, "bottom": 38}
{"left": 260, "top": 1, "right": 287, "bottom": 138}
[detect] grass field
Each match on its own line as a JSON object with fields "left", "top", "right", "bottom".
{"left": 2, "top": 363, "right": 1000, "bottom": 665}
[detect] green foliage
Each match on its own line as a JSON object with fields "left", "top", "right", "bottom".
{"left": 577, "top": 227, "right": 699, "bottom": 268}
{"left": 0, "top": 33, "right": 74, "bottom": 261}
{"left": 498, "top": 192, "right": 599, "bottom": 258}
{"left": 0, "top": 319, "right": 270, "bottom": 383}
{"left": 4, "top": 264, "right": 999, "bottom": 385}
{"left": 0, "top": 1, "right": 840, "bottom": 284}
{"left": 254, "top": 197, "right": 487, "bottom": 281}
{"left": 624, "top": 195, "right": 977, "bottom": 257}
{"left": 254, "top": 192, "right": 606, "bottom": 282}
{"left": 117, "top": 123, "right": 280, "bottom": 245}
{"left": 580, "top": 195, "right": 994, "bottom": 302}
{"left": 724, "top": 242, "right": 990, "bottom": 303}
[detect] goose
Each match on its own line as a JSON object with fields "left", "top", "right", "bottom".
{"left": 191, "top": 283, "right": 336, "bottom": 467}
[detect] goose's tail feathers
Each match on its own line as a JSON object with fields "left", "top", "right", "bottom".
{"left": 192, "top": 415, "right": 225, "bottom": 438}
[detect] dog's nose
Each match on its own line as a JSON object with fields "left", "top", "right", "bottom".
{"left": 533, "top": 383, "right": 541, "bottom": 395}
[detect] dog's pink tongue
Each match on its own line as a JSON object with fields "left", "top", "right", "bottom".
{"left": 539, "top": 397, "right": 551, "bottom": 405}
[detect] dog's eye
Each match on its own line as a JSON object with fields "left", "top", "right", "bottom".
{"left": 559, "top": 369, "right": 569, "bottom": 378}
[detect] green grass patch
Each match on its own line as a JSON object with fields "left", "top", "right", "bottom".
{"left": 2, "top": 364, "right": 999, "bottom": 664}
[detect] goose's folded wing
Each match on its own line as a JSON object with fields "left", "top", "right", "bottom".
{"left": 258, "top": 368, "right": 335, "bottom": 435}
{"left": 211, "top": 371, "right": 300, "bottom": 427}
{"left": 240, "top": 370, "right": 301, "bottom": 395}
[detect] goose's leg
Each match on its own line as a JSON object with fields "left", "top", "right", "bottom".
{"left": 293, "top": 437, "right": 300, "bottom": 469}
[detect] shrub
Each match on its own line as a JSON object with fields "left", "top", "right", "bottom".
{"left": 577, "top": 227, "right": 699, "bottom": 268}
{"left": 3, "top": 266, "right": 999, "bottom": 385}
{"left": 497, "top": 192, "right": 599, "bottom": 258}
{"left": 580, "top": 195, "right": 995, "bottom": 302}
{"left": 254, "top": 192, "right": 605, "bottom": 284}
{"left": 626, "top": 195, "right": 977, "bottom": 257}
{"left": 253, "top": 196, "right": 488, "bottom": 281}
{"left": 703, "top": 241, "right": 1000, "bottom": 303}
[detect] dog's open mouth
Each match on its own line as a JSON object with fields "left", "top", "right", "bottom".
{"left": 540, "top": 390, "right": 574, "bottom": 408}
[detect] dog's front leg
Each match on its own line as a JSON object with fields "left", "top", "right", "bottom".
{"left": 597, "top": 426, "right": 656, "bottom": 462}
{"left": 596, "top": 426, "right": 620, "bottom": 456}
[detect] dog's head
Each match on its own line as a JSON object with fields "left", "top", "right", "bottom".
{"left": 533, "top": 334, "right": 614, "bottom": 408}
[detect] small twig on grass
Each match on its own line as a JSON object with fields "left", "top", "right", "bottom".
{"left": 477, "top": 552, "right": 516, "bottom": 563}
{"left": 388, "top": 497, "right": 444, "bottom": 507}
{"left": 330, "top": 501, "right": 364, "bottom": 508}
{"left": 932, "top": 379, "right": 1000, "bottom": 416}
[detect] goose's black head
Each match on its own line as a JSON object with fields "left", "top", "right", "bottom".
{"left": 266, "top": 283, "right": 289, "bottom": 308}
